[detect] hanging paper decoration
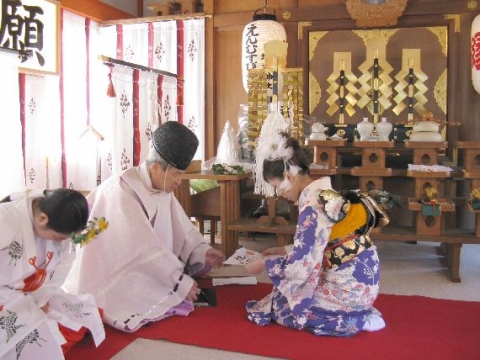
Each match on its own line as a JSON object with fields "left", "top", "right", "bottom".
{"left": 471, "top": 14, "right": 480, "bottom": 94}
{"left": 241, "top": 6, "right": 286, "bottom": 93}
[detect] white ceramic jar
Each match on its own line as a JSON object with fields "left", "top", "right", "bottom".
{"left": 310, "top": 123, "right": 327, "bottom": 140}
{"left": 357, "top": 117, "right": 374, "bottom": 140}
{"left": 375, "top": 117, "right": 393, "bottom": 141}
{"left": 413, "top": 121, "right": 440, "bottom": 133}
{"left": 409, "top": 132, "right": 443, "bottom": 142}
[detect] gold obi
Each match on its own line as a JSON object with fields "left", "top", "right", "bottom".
{"left": 323, "top": 202, "right": 373, "bottom": 270}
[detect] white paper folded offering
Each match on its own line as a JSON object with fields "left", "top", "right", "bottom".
{"left": 223, "top": 247, "right": 262, "bottom": 266}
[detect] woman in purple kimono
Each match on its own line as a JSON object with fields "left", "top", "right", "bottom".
{"left": 245, "top": 132, "right": 388, "bottom": 337}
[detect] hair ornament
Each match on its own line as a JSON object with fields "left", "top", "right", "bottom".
{"left": 288, "top": 163, "right": 301, "bottom": 176}
{"left": 71, "top": 216, "right": 109, "bottom": 247}
{"left": 254, "top": 110, "right": 291, "bottom": 197}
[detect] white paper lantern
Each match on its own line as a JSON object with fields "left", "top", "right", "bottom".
{"left": 471, "top": 14, "right": 480, "bottom": 94}
{"left": 241, "top": 12, "right": 286, "bottom": 92}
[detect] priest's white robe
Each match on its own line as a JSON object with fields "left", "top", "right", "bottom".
{"left": 0, "top": 197, "right": 105, "bottom": 360}
{"left": 64, "top": 163, "right": 211, "bottom": 332}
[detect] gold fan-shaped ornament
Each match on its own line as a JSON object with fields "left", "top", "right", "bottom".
{"left": 346, "top": 0, "right": 408, "bottom": 28}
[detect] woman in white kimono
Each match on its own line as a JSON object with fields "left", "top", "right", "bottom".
{"left": 245, "top": 132, "right": 388, "bottom": 337}
{"left": 0, "top": 189, "right": 105, "bottom": 360}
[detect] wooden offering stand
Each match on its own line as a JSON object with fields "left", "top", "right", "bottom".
{"left": 350, "top": 140, "right": 394, "bottom": 191}
{"left": 457, "top": 141, "right": 480, "bottom": 237}
{"left": 404, "top": 141, "right": 455, "bottom": 236}
{"left": 306, "top": 138, "right": 347, "bottom": 177}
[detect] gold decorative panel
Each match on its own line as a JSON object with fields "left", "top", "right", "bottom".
{"left": 247, "top": 68, "right": 304, "bottom": 147}
{"left": 308, "top": 26, "right": 448, "bottom": 128}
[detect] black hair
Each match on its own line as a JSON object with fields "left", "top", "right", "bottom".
{"left": 262, "top": 132, "right": 310, "bottom": 182}
{"left": 37, "top": 189, "right": 89, "bottom": 234}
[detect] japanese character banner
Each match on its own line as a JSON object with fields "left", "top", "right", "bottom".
{"left": 0, "top": 0, "right": 59, "bottom": 74}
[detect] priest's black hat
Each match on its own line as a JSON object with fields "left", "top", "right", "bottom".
{"left": 152, "top": 121, "right": 199, "bottom": 170}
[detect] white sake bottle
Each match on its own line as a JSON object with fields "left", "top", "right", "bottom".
{"left": 357, "top": 117, "right": 374, "bottom": 140}
{"left": 375, "top": 117, "right": 393, "bottom": 141}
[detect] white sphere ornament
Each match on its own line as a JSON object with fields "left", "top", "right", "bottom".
{"left": 241, "top": 11, "right": 286, "bottom": 92}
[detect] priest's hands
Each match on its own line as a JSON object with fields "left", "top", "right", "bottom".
{"left": 245, "top": 258, "right": 266, "bottom": 275}
{"left": 205, "top": 248, "right": 225, "bottom": 269}
{"left": 186, "top": 282, "right": 201, "bottom": 302}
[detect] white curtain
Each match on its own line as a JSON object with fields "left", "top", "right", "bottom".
{"left": 159, "top": 75, "right": 178, "bottom": 124}
{"left": 62, "top": 11, "right": 89, "bottom": 189}
{"left": 152, "top": 21, "right": 177, "bottom": 73}
{"left": 23, "top": 75, "right": 62, "bottom": 190}
{"left": 23, "top": 76, "right": 46, "bottom": 189}
{"left": 95, "top": 18, "right": 205, "bottom": 170}
{"left": 89, "top": 19, "right": 111, "bottom": 188}
{"left": 122, "top": 23, "right": 149, "bottom": 66}
{"left": 0, "top": 53, "right": 24, "bottom": 198}
{"left": 98, "top": 98, "right": 117, "bottom": 183}
{"left": 110, "top": 66, "right": 135, "bottom": 175}
{"left": 0, "top": 13, "right": 206, "bottom": 196}
{"left": 138, "top": 72, "right": 156, "bottom": 163}
{"left": 98, "top": 25, "right": 117, "bottom": 59}
{"left": 183, "top": 18, "right": 205, "bottom": 161}
{"left": 44, "top": 76, "right": 63, "bottom": 190}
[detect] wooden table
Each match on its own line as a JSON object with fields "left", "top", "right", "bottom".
{"left": 175, "top": 171, "right": 251, "bottom": 258}
{"left": 370, "top": 226, "right": 480, "bottom": 282}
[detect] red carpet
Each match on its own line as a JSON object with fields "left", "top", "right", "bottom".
{"left": 67, "top": 283, "right": 480, "bottom": 360}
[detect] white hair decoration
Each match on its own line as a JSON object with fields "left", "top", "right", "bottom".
{"left": 254, "top": 110, "right": 292, "bottom": 197}
{"left": 288, "top": 163, "right": 301, "bottom": 176}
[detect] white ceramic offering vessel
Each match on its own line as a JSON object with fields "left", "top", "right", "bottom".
{"left": 357, "top": 117, "right": 374, "bottom": 140}
{"left": 310, "top": 123, "right": 327, "bottom": 140}
{"left": 413, "top": 121, "right": 440, "bottom": 133}
{"left": 409, "top": 131, "right": 443, "bottom": 142}
{"left": 410, "top": 120, "right": 442, "bottom": 141}
{"left": 375, "top": 117, "right": 393, "bottom": 141}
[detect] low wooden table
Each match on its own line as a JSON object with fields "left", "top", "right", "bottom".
{"left": 175, "top": 171, "right": 251, "bottom": 258}
{"left": 370, "top": 226, "right": 480, "bottom": 282}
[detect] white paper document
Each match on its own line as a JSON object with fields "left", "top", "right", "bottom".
{"left": 212, "top": 276, "right": 258, "bottom": 286}
{"left": 223, "top": 247, "right": 262, "bottom": 265}
{"left": 408, "top": 164, "right": 453, "bottom": 172}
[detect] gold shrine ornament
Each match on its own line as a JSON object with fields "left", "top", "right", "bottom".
{"left": 346, "top": 0, "right": 407, "bottom": 28}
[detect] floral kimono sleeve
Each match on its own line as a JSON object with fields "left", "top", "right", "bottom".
{"left": 264, "top": 201, "right": 334, "bottom": 322}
